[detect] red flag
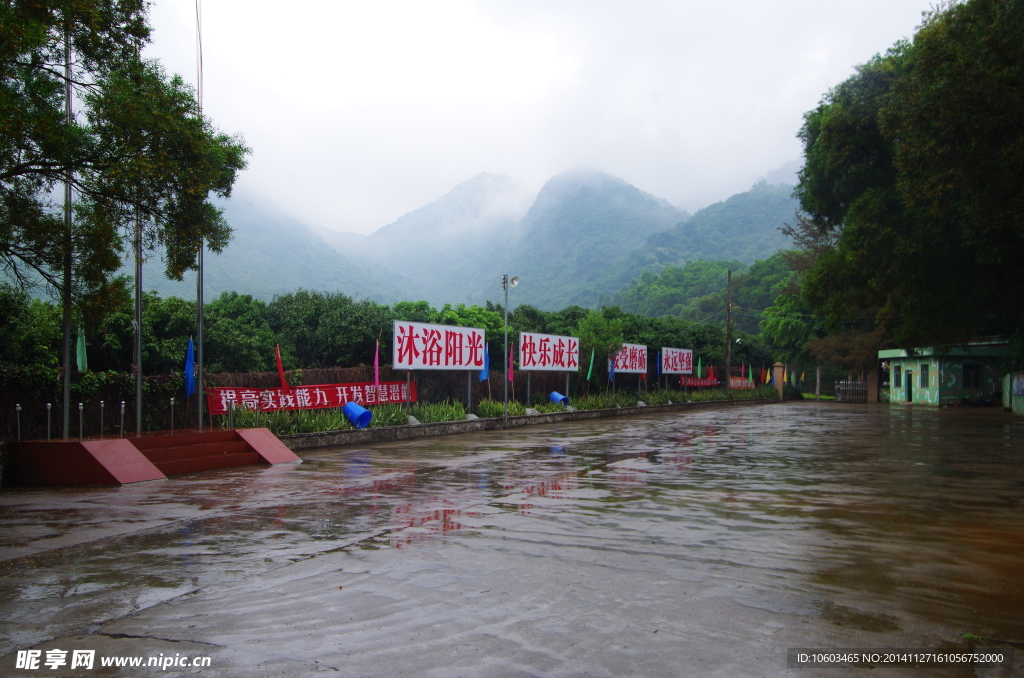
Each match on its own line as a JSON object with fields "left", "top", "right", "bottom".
{"left": 374, "top": 339, "right": 380, "bottom": 388}
{"left": 508, "top": 345, "right": 514, "bottom": 382}
{"left": 275, "top": 344, "right": 291, "bottom": 393}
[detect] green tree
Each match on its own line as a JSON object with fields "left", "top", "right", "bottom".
{"left": 795, "top": 0, "right": 1024, "bottom": 347}
{"left": 1, "top": 0, "right": 249, "bottom": 308}
{"left": 577, "top": 310, "right": 623, "bottom": 384}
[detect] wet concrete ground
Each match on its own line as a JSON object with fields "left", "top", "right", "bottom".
{"left": 1, "top": 402, "right": 1022, "bottom": 677}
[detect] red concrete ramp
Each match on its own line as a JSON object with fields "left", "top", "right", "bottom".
{"left": 6, "top": 439, "right": 165, "bottom": 486}
{"left": 237, "top": 428, "right": 300, "bottom": 464}
{"left": 6, "top": 428, "right": 299, "bottom": 486}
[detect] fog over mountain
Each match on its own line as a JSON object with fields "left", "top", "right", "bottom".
{"left": 136, "top": 166, "right": 798, "bottom": 311}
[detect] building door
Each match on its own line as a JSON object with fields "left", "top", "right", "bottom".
{"left": 906, "top": 371, "right": 913, "bottom": 402}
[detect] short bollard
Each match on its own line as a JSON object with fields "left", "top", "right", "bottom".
{"left": 343, "top": 402, "right": 373, "bottom": 429}
{"left": 78, "top": 402, "right": 83, "bottom": 441}
{"left": 15, "top": 404, "right": 21, "bottom": 441}
{"left": 47, "top": 403, "right": 51, "bottom": 441}
{"left": 99, "top": 400, "right": 104, "bottom": 439}
{"left": 119, "top": 401, "right": 125, "bottom": 438}
{"left": 549, "top": 391, "right": 570, "bottom": 406}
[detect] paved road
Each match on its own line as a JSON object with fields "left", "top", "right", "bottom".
{"left": 1, "top": 402, "right": 1022, "bottom": 677}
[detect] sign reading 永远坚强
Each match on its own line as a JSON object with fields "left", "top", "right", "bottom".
{"left": 393, "top": 320, "right": 487, "bottom": 370}
{"left": 661, "top": 347, "right": 693, "bottom": 375}
{"left": 609, "top": 343, "right": 648, "bottom": 374}
{"left": 518, "top": 332, "right": 580, "bottom": 371}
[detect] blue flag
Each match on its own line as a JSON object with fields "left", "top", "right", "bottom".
{"left": 478, "top": 343, "right": 490, "bottom": 381}
{"left": 656, "top": 352, "right": 661, "bottom": 379}
{"left": 609, "top": 355, "right": 615, "bottom": 382}
{"left": 184, "top": 337, "right": 196, "bottom": 397}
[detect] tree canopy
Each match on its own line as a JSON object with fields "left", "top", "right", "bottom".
{"left": 795, "top": 0, "right": 1023, "bottom": 348}
{"left": 1, "top": 0, "right": 249, "bottom": 309}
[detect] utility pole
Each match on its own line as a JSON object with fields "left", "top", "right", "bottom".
{"left": 724, "top": 269, "right": 733, "bottom": 395}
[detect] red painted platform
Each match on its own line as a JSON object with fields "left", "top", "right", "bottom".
{"left": 5, "top": 429, "right": 300, "bottom": 486}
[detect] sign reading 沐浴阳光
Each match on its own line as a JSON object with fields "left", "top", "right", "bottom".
{"left": 518, "top": 332, "right": 580, "bottom": 371}
{"left": 660, "top": 347, "right": 693, "bottom": 375}
{"left": 206, "top": 381, "right": 416, "bottom": 415}
{"left": 610, "top": 343, "right": 648, "bottom": 374}
{"left": 393, "top": 321, "right": 487, "bottom": 370}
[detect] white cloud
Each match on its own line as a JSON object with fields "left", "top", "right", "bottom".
{"left": 145, "top": 0, "right": 928, "bottom": 233}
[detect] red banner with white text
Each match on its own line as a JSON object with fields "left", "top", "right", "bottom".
{"left": 206, "top": 381, "right": 417, "bottom": 415}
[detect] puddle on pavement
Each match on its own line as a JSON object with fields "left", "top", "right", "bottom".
{"left": 2, "top": 402, "right": 1023, "bottom": 671}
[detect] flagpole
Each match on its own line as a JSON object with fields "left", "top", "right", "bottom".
{"left": 195, "top": 0, "right": 205, "bottom": 432}
{"left": 61, "top": 27, "right": 72, "bottom": 440}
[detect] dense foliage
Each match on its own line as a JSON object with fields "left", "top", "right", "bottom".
{"left": 1, "top": 0, "right": 249, "bottom": 312}
{"left": 794, "top": 0, "right": 1024, "bottom": 348}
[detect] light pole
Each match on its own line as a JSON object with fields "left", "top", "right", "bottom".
{"left": 502, "top": 274, "right": 519, "bottom": 426}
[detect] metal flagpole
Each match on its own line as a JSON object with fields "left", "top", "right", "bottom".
{"left": 503, "top": 275, "right": 508, "bottom": 426}
{"left": 195, "top": 0, "right": 205, "bottom": 431}
{"left": 61, "top": 27, "right": 72, "bottom": 440}
{"left": 135, "top": 214, "right": 142, "bottom": 435}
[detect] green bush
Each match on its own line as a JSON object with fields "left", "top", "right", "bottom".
{"left": 369, "top": 403, "right": 407, "bottom": 427}
{"left": 474, "top": 398, "right": 525, "bottom": 417}
{"left": 409, "top": 400, "right": 465, "bottom": 423}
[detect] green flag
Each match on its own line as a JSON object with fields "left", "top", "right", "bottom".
{"left": 697, "top": 356, "right": 702, "bottom": 379}
{"left": 586, "top": 348, "right": 595, "bottom": 380}
{"left": 76, "top": 328, "right": 87, "bottom": 372}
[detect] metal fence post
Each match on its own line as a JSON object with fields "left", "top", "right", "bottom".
{"left": 15, "top": 404, "right": 21, "bottom": 441}
{"left": 119, "top": 401, "right": 125, "bottom": 438}
{"left": 170, "top": 398, "right": 175, "bottom": 435}
{"left": 78, "top": 402, "right": 83, "bottom": 441}
{"left": 99, "top": 400, "right": 104, "bottom": 439}
{"left": 47, "top": 403, "right": 51, "bottom": 441}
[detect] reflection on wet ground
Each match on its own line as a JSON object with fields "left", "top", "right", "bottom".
{"left": 1, "top": 402, "right": 1023, "bottom": 676}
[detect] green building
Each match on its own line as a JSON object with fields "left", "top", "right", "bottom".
{"left": 879, "top": 338, "right": 1012, "bottom": 406}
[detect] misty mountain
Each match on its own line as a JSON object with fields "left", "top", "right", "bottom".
{"left": 320, "top": 173, "right": 532, "bottom": 305}
{"left": 131, "top": 170, "right": 797, "bottom": 313}
{"left": 489, "top": 169, "right": 689, "bottom": 309}
{"left": 607, "top": 180, "right": 799, "bottom": 285}
{"left": 130, "top": 195, "right": 406, "bottom": 303}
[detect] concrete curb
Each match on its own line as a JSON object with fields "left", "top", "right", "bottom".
{"left": 279, "top": 398, "right": 778, "bottom": 451}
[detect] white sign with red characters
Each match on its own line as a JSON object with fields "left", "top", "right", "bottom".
{"left": 609, "top": 343, "right": 648, "bottom": 374}
{"left": 393, "top": 320, "right": 487, "bottom": 370}
{"left": 661, "top": 347, "right": 693, "bottom": 375}
{"left": 518, "top": 332, "right": 580, "bottom": 372}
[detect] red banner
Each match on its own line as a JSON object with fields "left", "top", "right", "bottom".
{"left": 206, "top": 381, "right": 417, "bottom": 415}
{"left": 679, "top": 376, "right": 719, "bottom": 387}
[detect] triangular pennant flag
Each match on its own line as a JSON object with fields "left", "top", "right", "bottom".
{"left": 586, "top": 349, "right": 595, "bottom": 380}
{"left": 374, "top": 339, "right": 380, "bottom": 388}
{"left": 276, "top": 344, "right": 291, "bottom": 393}
{"left": 479, "top": 344, "right": 490, "bottom": 382}
{"left": 184, "top": 337, "right": 196, "bottom": 397}
{"left": 76, "top": 326, "right": 87, "bottom": 372}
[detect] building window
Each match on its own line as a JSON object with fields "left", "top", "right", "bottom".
{"left": 920, "top": 364, "right": 929, "bottom": 388}
{"left": 893, "top": 366, "right": 902, "bottom": 388}
{"left": 963, "top": 364, "right": 983, "bottom": 389}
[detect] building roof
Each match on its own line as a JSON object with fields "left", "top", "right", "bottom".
{"left": 878, "top": 337, "right": 1011, "bottom": 359}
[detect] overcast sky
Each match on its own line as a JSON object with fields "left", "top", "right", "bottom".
{"left": 144, "top": 0, "right": 930, "bottom": 235}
